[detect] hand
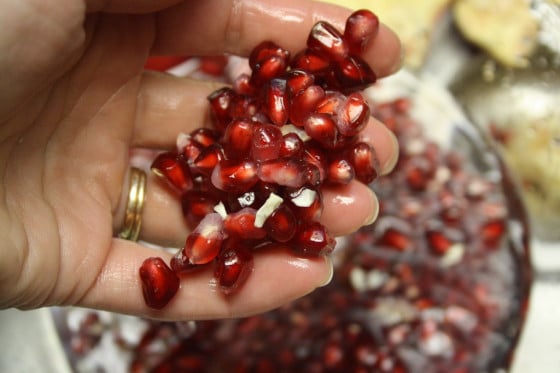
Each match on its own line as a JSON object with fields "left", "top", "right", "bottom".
{"left": 0, "top": 0, "right": 401, "bottom": 320}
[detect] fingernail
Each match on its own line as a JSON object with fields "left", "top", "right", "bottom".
{"left": 381, "top": 130, "right": 399, "bottom": 175}
{"left": 319, "top": 257, "right": 334, "bottom": 287}
{"left": 363, "top": 188, "right": 379, "bottom": 226}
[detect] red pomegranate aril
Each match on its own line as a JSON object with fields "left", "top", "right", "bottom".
{"left": 257, "top": 158, "right": 311, "bottom": 188}
{"left": 183, "top": 213, "right": 226, "bottom": 265}
{"left": 263, "top": 204, "right": 298, "bottom": 242}
{"left": 404, "top": 156, "right": 434, "bottom": 190}
{"left": 481, "top": 220, "right": 506, "bottom": 246}
{"left": 170, "top": 250, "right": 200, "bottom": 274}
{"left": 199, "top": 55, "right": 228, "bottom": 76}
{"left": 151, "top": 152, "right": 193, "bottom": 193}
{"left": 265, "top": 78, "right": 289, "bottom": 125}
{"left": 279, "top": 132, "right": 304, "bottom": 158}
{"left": 181, "top": 191, "right": 219, "bottom": 229}
{"left": 249, "top": 41, "right": 290, "bottom": 70}
{"left": 177, "top": 133, "right": 204, "bottom": 162}
{"left": 222, "top": 118, "right": 255, "bottom": 159}
{"left": 291, "top": 49, "right": 332, "bottom": 75}
{"left": 338, "top": 92, "right": 370, "bottom": 136}
{"left": 251, "top": 123, "right": 283, "bottom": 162}
{"left": 304, "top": 113, "right": 339, "bottom": 148}
{"left": 375, "top": 217, "right": 414, "bottom": 251}
{"left": 233, "top": 73, "right": 255, "bottom": 96}
{"left": 285, "top": 69, "right": 315, "bottom": 96}
{"left": 291, "top": 221, "right": 336, "bottom": 256}
{"left": 426, "top": 227, "right": 453, "bottom": 256}
{"left": 190, "top": 127, "right": 220, "bottom": 147}
{"left": 211, "top": 159, "right": 259, "bottom": 193}
{"left": 315, "top": 91, "right": 346, "bottom": 116}
{"left": 344, "top": 9, "right": 380, "bottom": 54}
{"left": 139, "top": 257, "right": 180, "bottom": 310}
{"left": 192, "top": 143, "right": 225, "bottom": 176}
{"left": 289, "top": 85, "right": 326, "bottom": 126}
{"left": 326, "top": 157, "right": 355, "bottom": 185}
{"left": 335, "top": 55, "right": 377, "bottom": 91}
{"left": 307, "top": 21, "right": 349, "bottom": 61}
{"left": 347, "top": 142, "right": 379, "bottom": 184}
{"left": 207, "top": 87, "right": 236, "bottom": 130}
{"left": 250, "top": 55, "right": 287, "bottom": 85}
{"left": 224, "top": 208, "right": 267, "bottom": 240}
{"left": 303, "top": 142, "right": 328, "bottom": 183}
{"left": 214, "top": 240, "right": 254, "bottom": 295}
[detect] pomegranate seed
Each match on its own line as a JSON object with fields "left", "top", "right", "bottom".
{"left": 151, "top": 152, "right": 193, "bottom": 193}
{"left": 291, "top": 221, "right": 336, "bottom": 256}
{"left": 344, "top": 9, "right": 380, "bottom": 54}
{"left": 265, "top": 78, "right": 289, "bottom": 125}
{"left": 287, "top": 186, "right": 322, "bottom": 221}
{"left": 170, "top": 250, "right": 200, "bottom": 274}
{"left": 375, "top": 217, "right": 413, "bottom": 251}
{"left": 214, "top": 240, "right": 254, "bottom": 295}
{"left": 183, "top": 213, "right": 226, "bottom": 265}
{"left": 224, "top": 208, "right": 267, "bottom": 240}
{"left": 233, "top": 73, "right": 255, "bottom": 96}
{"left": 290, "top": 49, "right": 331, "bottom": 75}
{"left": 251, "top": 123, "right": 283, "bottom": 162}
{"left": 307, "top": 21, "right": 349, "bottom": 61}
{"left": 304, "top": 113, "right": 339, "bottom": 148}
{"left": 405, "top": 156, "right": 434, "bottom": 190}
{"left": 250, "top": 55, "right": 287, "bottom": 85}
{"left": 249, "top": 41, "right": 290, "bottom": 70}
{"left": 257, "top": 157, "right": 312, "bottom": 188}
{"left": 263, "top": 204, "right": 298, "bottom": 242}
{"left": 289, "top": 85, "right": 325, "bottom": 126}
{"left": 199, "top": 55, "right": 228, "bottom": 76}
{"left": 211, "top": 159, "right": 259, "bottom": 193}
{"left": 279, "top": 132, "right": 305, "bottom": 158}
{"left": 481, "top": 220, "right": 505, "bottom": 246}
{"left": 326, "top": 157, "right": 355, "bottom": 185}
{"left": 139, "top": 257, "right": 180, "bottom": 309}
{"left": 222, "top": 118, "right": 255, "bottom": 159}
{"left": 303, "top": 142, "right": 328, "bottom": 183}
{"left": 285, "top": 69, "right": 315, "bottom": 96}
{"left": 192, "top": 143, "right": 225, "bottom": 176}
{"left": 207, "top": 87, "right": 236, "bottom": 130}
{"left": 335, "top": 55, "right": 376, "bottom": 91}
{"left": 177, "top": 133, "right": 204, "bottom": 162}
{"left": 347, "top": 142, "right": 379, "bottom": 184}
{"left": 181, "top": 191, "right": 219, "bottom": 229}
{"left": 337, "top": 92, "right": 370, "bottom": 136}
{"left": 315, "top": 91, "right": 346, "bottom": 116}
{"left": 190, "top": 127, "right": 219, "bottom": 147}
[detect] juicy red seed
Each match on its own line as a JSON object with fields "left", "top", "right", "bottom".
{"left": 337, "top": 92, "right": 370, "bottom": 137}
{"left": 280, "top": 133, "right": 305, "bottom": 158}
{"left": 307, "top": 21, "right": 349, "bottom": 61}
{"left": 177, "top": 134, "right": 204, "bottom": 162}
{"left": 190, "top": 127, "right": 220, "bottom": 147}
{"left": 265, "top": 78, "right": 289, "bottom": 125}
{"left": 263, "top": 204, "right": 298, "bottom": 242}
{"left": 348, "top": 142, "right": 379, "bottom": 184}
{"left": 291, "top": 49, "right": 332, "bottom": 74}
{"left": 233, "top": 73, "right": 255, "bottom": 96}
{"left": 343, "top": 9, "right": 380, "bottom": 54}
{"left": 376, "top": 226, "right": 413, "bottom": 252}
{"left": 139, "top": 257, "right": 180, "bottom": 309}
{"left": 303, "top": 142, "right": 328, "bottom": 183}
{"left": 335, "top": 55, "right": 377, "bottom": 91}
{"left": 481, "top": 220, "right": 506, "bottom": 246}
{"left": 289, "top": 85, "right": 326, "bottom": 127}
{"left": 224, "top": 208, "right": 267, "bottom": 240}
{"left": 257, "top": 157, "right": 313, "bottom": 188}
{"left": 199, "top": 55, "right": 228, "bottom": 76}
{"left": 304, "top": 113, "right": 340, "bottom": 148}
{"left": 251, "top": 123, "right": 283, "bottom": 162}
{"left": 249, "top": 41, "right": 290, "bottom": 70}
{"left": 214, "top": 241, "right": 254, "bottom": 295}
{"left": 211, "top": 159, "right": 259, "bottom": 193}
{"left": 222, "top": 118, "right": 255, "bottom": 159}
{"left": 426, "top": 229, "right": 453, "bottom": 256}
{"left": 315, "top": 91, "right": 346, "bottom": 115}
{"left": 250, "top": 55, "right": 287, "bottom": 84}
{"left": 192, "top": 143, "right": 225, "bottom": 176}
{"left": 405, "top": 157, "right": 433, "bottom": 190}
{"left": 183, "top": 213, "right": 225, "bottom": 265}
{"left": 287, "top": 186, "right": 323, "bottom": 221}
{"left": 181, "top": 191, "right": 219, "bottom": 229}
{"left": 291, "top": 221, "right": 336, "bottom": 256}
{"left": 326, "top": 157, "right": 355, "bottom": 185}
{"left": 285, "top": 69, "right": 315, "bottom": 96}
{"left": 207, "top": 87, "right": 236, "bottom": 130}
{"left": 226, "top": 182, "right": 278, "bottom": 211}
{"left": 170, "top": 250, "right": 200, "bottom": 274}
{"left": 151, "top": 152, "right": 193, "bottom": 193}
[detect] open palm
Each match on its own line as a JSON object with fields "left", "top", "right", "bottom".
{"left": 0, "top": 0, "right": 401, "bottom": 320}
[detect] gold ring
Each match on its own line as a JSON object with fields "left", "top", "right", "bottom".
{"left": 118, "top": 167, "right": 147, "bottom": 241}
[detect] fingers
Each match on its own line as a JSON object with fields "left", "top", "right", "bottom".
{"left": 79, "top": 239, "right": 332, "bottom": 320}
{"left": 152, "top": 0, "right": 402, "bottom": 77}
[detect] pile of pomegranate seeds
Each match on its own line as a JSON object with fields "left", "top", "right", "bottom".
{"left": 60, "top": 95, "right": 531, "bottom": 373}
{"left": 140, "top": 10, "right": 382, "bottom": 308}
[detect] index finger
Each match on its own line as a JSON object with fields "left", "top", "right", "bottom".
{"left": 151, "top": 0, "right": 402, "bottom": 77}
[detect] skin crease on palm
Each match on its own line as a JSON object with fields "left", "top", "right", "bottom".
{"left": 0, "top": 0, "right": 401, "bottom": 320}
